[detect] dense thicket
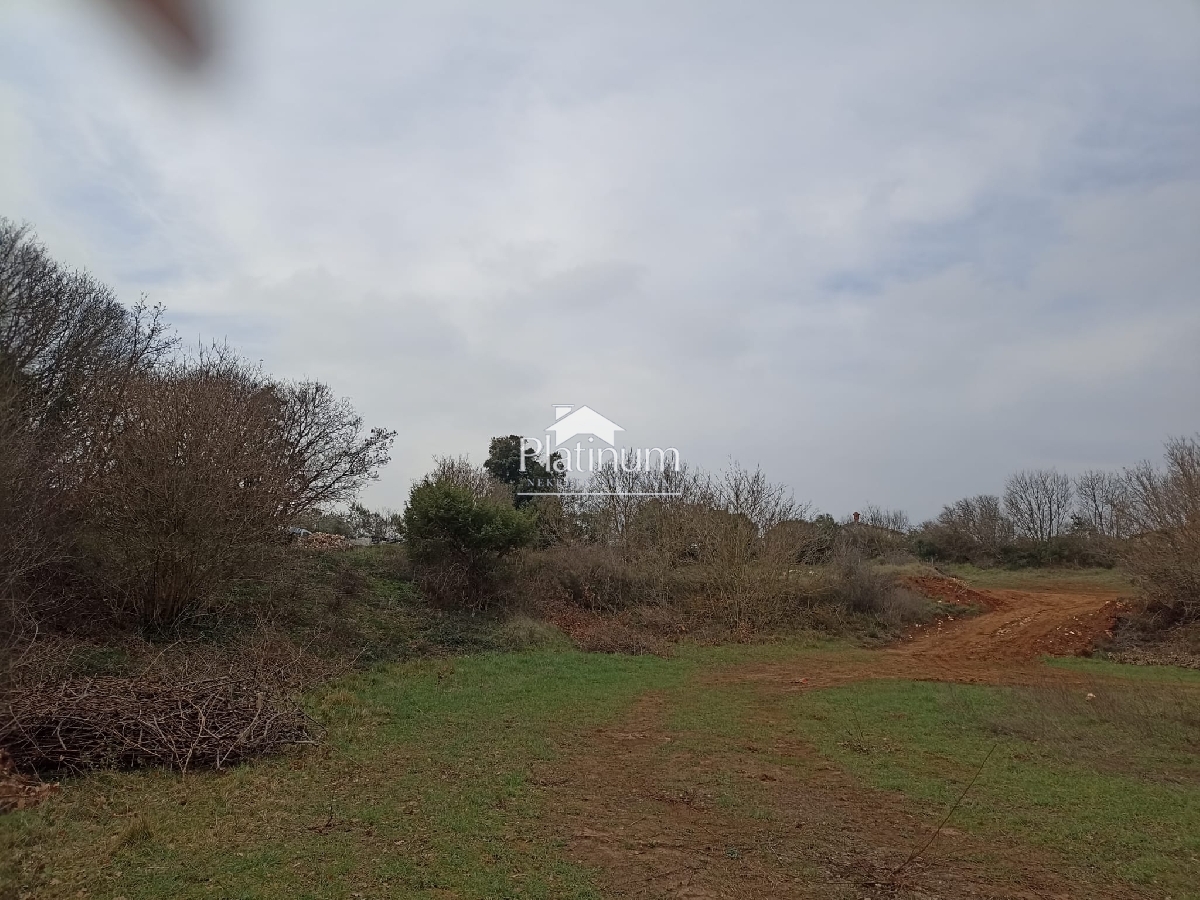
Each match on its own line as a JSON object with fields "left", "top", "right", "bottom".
{"left": 0, "top": 220, "right": 394, "bottom": 637}
{"left": 1121, "top": 436, "right": 1200, "bottom": 624}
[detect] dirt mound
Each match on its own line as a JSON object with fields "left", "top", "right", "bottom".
{"left": 901, "top": 573, "right": 1001, "bottom": 610}
{"left": 1023, "top": 597, "right": 1124, "bottom": 657}
{"left": 900, "top": 588, "right": 1124, "bottom": 664}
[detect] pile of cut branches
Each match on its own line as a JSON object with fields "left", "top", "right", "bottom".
{"left": 0, "top": 748, "right": 57, "bottom": 812}
{"left": 0, "top": 675, "right": 316, "bottom": 773}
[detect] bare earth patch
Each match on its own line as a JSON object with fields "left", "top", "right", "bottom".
{"left": 535, "top": 578, "right": 1152, "bottom": 899}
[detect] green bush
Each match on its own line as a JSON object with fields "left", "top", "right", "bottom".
{"left": 403, "top": 480, "right": 536, "bottom": 608}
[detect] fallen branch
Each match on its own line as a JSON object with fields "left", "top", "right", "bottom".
{"left": 0, "top": 674, "right": 316, "bottom": 774}
{"left": 891, "top": 742, "right": 997, "bottom": 879}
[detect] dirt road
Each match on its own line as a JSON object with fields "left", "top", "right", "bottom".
{"left": 724, "top": 576, "right": 1128, "bottom": 691}
{"left": 540, "top": 577, "right": 1143, "bottom": 900}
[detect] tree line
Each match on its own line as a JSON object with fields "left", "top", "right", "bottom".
{"left": 396, "top": 434, "right": 1199, "bottom": 627}
{"left": 913, "top": 455, "right": 1194, "bottom": 553}
{"left": 901, "top": 448, "right": 1198, "bottom": 624}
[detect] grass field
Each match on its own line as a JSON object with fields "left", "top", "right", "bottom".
{"left": 940, "top": 563, "right": 1135, "bottom": 592}
{"left": 4, "top": 631, "right": 1198, "bottom": 899}
{"left": 788, "top": 677, "right": 1200, "bottom": 893}
{"left": 2, "top": 649, "right": 686, "bottom": 899}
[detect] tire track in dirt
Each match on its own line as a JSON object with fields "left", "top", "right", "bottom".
{"left": 536, "top": 579, "right": 1147, "bottom": 899}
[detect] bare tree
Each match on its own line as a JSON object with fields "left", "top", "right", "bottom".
{"left": 1, "top": 220, "right": 175, "bottom": 633}
{"left": 0, "top": 220, "right": 173, "bottom": 451}
{"left": 861, "top": 505, "right": 911, "bottom": 534}
{"left": 273, "top": 380, "right": 395, "bottom": 514}
{"left": 1074, "top": 469, "right": 1129, "bottom": 538}
{"left": 1, "top": 224, "right": 397, "bottom": 633}
{"left": 1121, "top": 436, "right": 1200, "bottom": 623}
{"left": 579, "top": 460, "right": 710, "bottom": 544}
{"left": 717, "top": 460, "right": 806, "bottom": 534}
{"left": 1004, "top": 469, "right": 1073, "bottom": 542}
{"left": 934, "top": 494, "right": 1014, "bottom": 556}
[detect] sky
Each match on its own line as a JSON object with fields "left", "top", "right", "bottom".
{"left": 1, "top": 0, "right": 1198, "bottom": 521}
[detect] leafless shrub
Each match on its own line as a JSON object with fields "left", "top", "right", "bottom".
{"left": 763, "top": 517, "right": 839, "bottom": 565}
{"left": 915, "top": 494, "right": 1014, "bottom": 562}
{"left": 716, "top": 460, "right": 807, "bottom": 534}
{"left": 0, "top": 379, "right": 56, "bottom": 589}
{"left": 839, "top": 506, "right": 911, "bottom": 558}
{"left": 80, "top": 352, "right": 298, "bottom": 630}
{"left": 577, "top": 461, "right": 707, "bottom": 542}
{"left": 411, "top": 558, "right": 476, "bottom": 609}
{"left": 571, "top": 619, "right": 664, "bottom": 655}
{"left": 527, "top": 592, "right": 669, "bottom": 655}
{"left": 826, "top": 548, "right": 896, "bottom": 614}
{"left": 574, "top": 460, "right": 804, "bottom": 548}
{"left": 825, "top": 549, "right": 926, "bottom": 628}
{"left": 1004, "top": 469, "right": 1073, "bottom": 542}
{"left": 2, "top": 223, "right": 395, "bottom": 636}
{"left": 1, "top": 220, "right": 175, "bottom": 645}
{"left": 0, "top": 376, "right": 63, "bottom": 660}
{"left": 514, "top": 544, "right": 668, "bottom": 613}
{"left": 1120, "top": 436, "right": 1200, "bottom": 625}
{"left": 509, "top": 460, "right": 924, "bottom": 633}
{"left": 861, "top": 505, "right": 911, "bottom": 534}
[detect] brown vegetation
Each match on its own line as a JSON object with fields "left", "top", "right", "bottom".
{"left": 0, "top": 675, "right": 314, "bottom": 773}
{"left": 0, "top": 222, "right": 393, "bottom": 637}
{"left": 1119, "top": 435, "right": 1200, "bottom": 625}
{"left": 502, "top": 463, "right": 930, "bottom": 639}
{"left": 1, "top": 222, "right": 394, "bottom": 783}
{"left": 2, "top": 217, "right": 1194, "bottom": 805}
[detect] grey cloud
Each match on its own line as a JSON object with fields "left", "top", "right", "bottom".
{"left": 0, "top": 0, "right": 1197, "bottom": 518}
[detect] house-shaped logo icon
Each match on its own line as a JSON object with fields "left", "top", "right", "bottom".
{"left": 546, "top": 405, "right": 624, "bottom": 447}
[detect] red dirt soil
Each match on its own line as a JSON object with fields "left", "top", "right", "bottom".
{"left": 539, "top": 575, "right": 1148, "bottom": 899}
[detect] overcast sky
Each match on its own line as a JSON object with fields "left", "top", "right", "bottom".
{"left": 2, "top": 1, "right": 1197, "bottom": 520}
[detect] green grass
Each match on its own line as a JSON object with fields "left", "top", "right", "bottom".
{"left": 941, "top": 563, "right": 1134, "bottom": 592}
{"left": 787, "top": 676, "right": 1200, "bottom": 896}
{"left": 1045, "top": 655, "right": 1200, "bottom": 683}
{"left": 1, "top": 650, "right": 692, "bottom": 899}
{"left": 5, "top": 636, "right": 1197, "bottom": 898}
